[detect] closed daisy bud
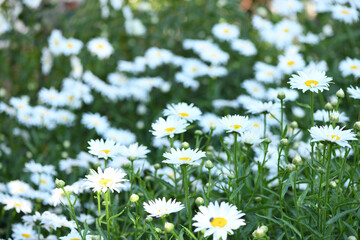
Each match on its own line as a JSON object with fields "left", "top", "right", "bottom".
{"left": 55, "top": 179, "right": 65, "bottom": 188}
{"left": 290, "top": 121, "right": 298, "bottom": 129}
{"left": 353, "top": 121, "right": 360, "bottom": 131}
{"left": 154, "top": 163, "right": 161, "bottom": 170}
{"left": 287, "top": 163, "right": 296, "bottom": 172}
{"left": 227, "top": 173, "right": 235, "bottom": 179}
{"left": 348, "top": 236, "right": 357, "bottom": 240}
{"left": 292, "top": 154, "right": 303, "bottom": 166}
{"left": 145, "top": 216, "right": 153, "bottom": 223}
{"left": 164, "top": 222, "right": 174, "bottom": 232}
{"left": 195, "top": 130, "right": 203, "bottom": 136}
{"left": 260, "top": 225, "right": 268, "bottom": 233}
{"left": 205, "top": 160, "right": 214, "bottom": 169}
{"left": 195, "top": 197, "right": 204, "bottom": 206}
{"left": 130, "top": 194, "right": 139, "bottom": 203}
{"left": 252, "top": 226, "right": 266, "bottom": 238}
{"left": 330, "top": 181, "right": 337, "bottom": 188}
{"left": 277, "top": 90, "right": 286, "bottom": 100}
{"left": 324, "top": 102, "right": 333, "bottom": 111}
{"left": 330, "top": 111, "right": 339, "bottom": 122}
{"left": 181, "top": 141, "right": 190, "bottom": 149}
{"left": 336, "top": 89, "right": 345, "bottom": 98}
{"left": 280, "top": 138, "right": 288, "bottom": 146}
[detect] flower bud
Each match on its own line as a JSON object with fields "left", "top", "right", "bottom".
{"left": 280, "top": 138, "right": 288, "bottom": 146}
{"left": 330, "top": 111, "right": 339, "bottom": 122}
{"left": 318, "top": 167, "right": 325, "bottom": 174}
{"left": 292, "top": 154, "right": 303, "bottom": 166}
{"left": 63, "top": 140, "right": 71, "bottom": 148}
{"left": 26, "top": 151, "right": 33, "bottom": 159}
{"left": 252, "top": 226, "right": 266, "bottom": 238}
{"left": 195, "top": 197, "right": 204, "bottom": 206}
{"left": 164, "top": 222, "right": 174, "bottom": 232}
{"left": 353, "top": 121, "right": 360, "bottom": 131}
{"left": 277, "top": 90, "right": 286, "bottom": 100}
{"left": 227, "top": 173, "right": 235, "bottom": 179}
{"left": 61, "top": 152, "right": 68, "bottom": 159}
{"left": 145, "top": 216, "right": 153, "bottom": 223}
{"left": 205, "top": 160, "right": 214, "bottom": 169}
{"left": 264, "top": 138, "right": 272, "bottom": 144}
{"left": 195, "top": 130, "right": 203, "bottom": 136}
{"left": 255, "top": 196, "right": 262, "bottom": 202}
{"left": 290, "top": 121, "right": 298, "bottom": 129}
{"left": 210, "top": 125, "right": 217, "bottom": 131}
{"left": 181, "top": 141, "right": 190, "bottom": 149}
{"left": 130, "top": 194, "right": 139, "bottom": 203}
{"left": 329, "top": 181, "right": 337, "bottom": 188}
{"left": 336, "top": 88, "right": 345, "bottom": 98}
{"left": 287, "top": 163, "right": 296, "bottom": 172}
{"left": 348, "top": 236, "right": 357, "bottom": 240}
{"left": 128, "top": 156, "right": 136, "bottom": 161}
{"left": 155, "top": 227, "right": 161, "bottom": 233}
{"left": 260, "top": 225, "right": 268, "bottom": 233}
{"left": 154, "top": 163, "right": 161, "bottom": 169}
{"left": 55, "top": 179, "right": 65, "bottom": 188}
{"left": 324, "top": 102, "right": 333, "bottom": 111}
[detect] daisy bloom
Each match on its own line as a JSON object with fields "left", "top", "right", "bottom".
{"left": 143, "top": 197, "right": 184, "bottom": 218}
{"left": 119, "top": 142, "right": 150, "bottom": 160}
{"left": 192, "top": 201, "right": 246, "bottom": 240}
{"left": 331, "top": 4, "right": 359, "bottom": 24}
{"left": 309, "top": 125, "right": 357, "bottom": 148}
{"left": 12, "top": 223, "right": 37, "bottom": 240}
{"left": 87, "top": 37, "right": 114, "bottom": 59}
{"left": 163, "top": 102, "right": 202, "bottom": 122}
{"left": 88, "top": 138, "right": 120, "bottom": 160}
{"left": 289, "top": 70, "right": 333, "bottom": 93}
{"left": 339, "top": 57, "right": 360, "bottom": 78}
{"left": 151, "top": 116, "right": 189, "bottom": 138}
{"left": 347, "top": 85, "right": 360, "bottom": 99}
{"left": 163, "top": 148, "right": 206, "bottom": 166}
{"left": 60, "top": 229, "right": 91, "bottom": 240}
{"left": 1, "top": 196, "right": 32, "bottom": 213}
{"left": 212, "top": 22, "right": 239, "bottom": 41}
{"left": 220, "top": 115, "right": 250, "bottom": 134}
{"left": 84, "top": 167, "right": 128, "bottom": 193}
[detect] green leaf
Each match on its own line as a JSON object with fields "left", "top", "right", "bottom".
{"left": 219, "top": 137, "right": 232, "bottom": 162}
{"left": 255, "top": 214, "right": 282, "bottom": 225}
{"left": 326, "top": 208, "right": 358, "bottom": 225}
{"left": 296, "top": 101, "right": 311, "bottom": 109}
{"left": 297, "top": 186, "right": 309, "bottom": 207}
{"left": 180, "top": 225, "right": 197, "bottom": 240}
{"left": 280, "top": 218, "right": 302, "bottom": 238}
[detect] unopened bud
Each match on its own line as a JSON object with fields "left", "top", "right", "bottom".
{"left": 329, "top": 181, "right": 337, "bottom": 188}
{"left": 330, "top": 111, "right": 339, "bottom": 122}
{"left": 348, "top": 236, "right": 357, "bottom": 240}
{"left": 324, "top": 102, "right": 333, "bottom": 111}
{"left": 354, "top": 121, "right": 360, "bottom": 131}
{"left": 128, "top": 156, "right": 136, "bottom": 161}
{"left": 287, "top": 163, "right": 296, "bottom": 172}
{"left": 277, "top": 90, "right": 286, "bottom": 100}
{"left": 195, "top": 197, "right": 204, "bottom": 206}
{"left": 260, "top": 225, "right": 268, "bottom": 233}
{"left": 164, "top": 222, "right": 174, "bottom": 232}
{"left": 181, "top": 141, "right": 190, "bottom": 149}
{"left": 280, "top": 138, "right": 288, "bottom": 146}
{"left": 292, "top": 154, "right": 303, "bottom": 166}
{"left": 26, "top": 151, "right": 33, "bottom": 159}
{"left": 195, "top": 130, "right": 203, "bottom": 136}
{"left": 63, "top": 140, "right": 71, "bottom": 148}
{"left": 290, "top": 121, "right": 298, "bottom": 129}
{"left": 336, "top": 89, "right": 345, "bottom": 98}
{"left": 210, "top": 125, "right": 216, "bottom": 131}
{"left": 205, "top": 160, "right": 214, "bottom": 169}
{"left": 255, "top": 196, "right": 262, "bottom": 202}
{"left": 155, "top": 227, "right": 161, "bottom": 233}
{"left": 55, "top": 179, "right": 65, "bottom": 188}
{"left": 130, "top": 194, "right": 139, "bottom": 203}
{"left": 227, "top": 173, "right": 235, "bottom": 179}
{"left": 264, "top": 138, "right": 272, "bottom": 144}
{"left": 154, "top": 163, "right": 161, "bottom": 170}
{"left": 252, "top": 226, "right": 266, "bottom": 238}
{"left": 318, "top": 167, "right": 325, "bottom": 174}
{"left": 145, "top": 216, "right": 153, "bottom": 223}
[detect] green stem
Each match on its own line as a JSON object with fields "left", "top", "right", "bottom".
{"left": 310, "top": 92, "right": 314, "bottom": 127}
{"left": 105, "top": 190, "right": 111, "bottom": 240}
{"left": 162, "top": 217, "right": 168, "bottom": 240}
{"left": 280, "top": 99, "right": 284, "bottom": 137}
{"left": 324, "top": 144, "right": 333, "bottom": 236}
{"left": 207, "top": 168, "right": 211, "bottom": 205}
{"left": 181, "top": 165, "right": 192, "bottom": 231}
{"left": 233, "top": 132, "right": 238, "bottom": 177}
{"left": 263, "top": 113, "right": 267, "bottom": 138}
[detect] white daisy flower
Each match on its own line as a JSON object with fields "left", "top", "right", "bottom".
{"left": 88, "top": 139, "right": 120, "bottom": 160}
{"left": 220, "top": 115, "right": 250, "bottom": 134}
{"left": 1, "top": 196, "right": 32, "bottom": 213}
{"left": 163, "top": 148, "right": 206, "bottom": 166}
{"left": 60, "top": 229, "right": 91, "bottom": 240}
{"left": 254, "top": 62, "right": 283, "bottom": 84}
{"left": 192, "top": 201, "right": 246, "bottom": 240}
{"left": 314, "top": 110, "right": 349, "bottom": 123}
{"left": 309, "top": 125, "right": 357, "bottom": 148}
{"left": 30, "top": 173, "right": 55, "bottom": 191}
{"left": 241, "top": 131, "right": 263, "bottom": 146}
{"left": 163, "top": 102, "right": 202, "bottom": 122}
{"left": 278, "top": 53, "right": 305, "bottom": 74}
{"left": 48, "top": 29, "right": 64, "bottom": 56}
{"left": 339, "top": 57, "right": 360, "bottom": 78}
{"left": 289, "top": 70, "right": 333, "bottom": 93}
{"left": 212, "top": 22, "right": 239, "bottom": 41}
{"left": 62, "top": 38, "right": 83, "bottom": 56}
{"left": 199, "top": 113, "right": 224, "bottom": 135}
{"left": 81, "top": 113, "right": 110, "bottom": 134}
{"left": 23, "top": 0, "right": 42, "bottom": 9}
{"left": 231, "top": 39, "right": 257, "bottom": 56}
{"left": 245, "top": 100, "right": 281, "bottom": 115}
{"left": 84, "top": 167, "right": 128, "bottom": 193}
{"left": 41, "top": 47, "right": 53, "bottom": 75}
{"left": 143, "top": 197, "right": 184, "bottom": 218}
{"left": 347, "top": 85, "right": 360, "bottom": 99}
{"left": 151, "top": 116, "right": 189, "bottom": 138}
{"left": 87, "top": 37, "right": 114, "bottom": 59}
{"left": 119, "top": 142, "right": 150, "bottom": 160}
{"left": 331, "top": 4, "right": 359, "bottom": 24}
{"left": 241, "top": 79, "right": 266, "bottom": 99}
{"left": 12, "top": 223, "right": 37, "bottom": 240}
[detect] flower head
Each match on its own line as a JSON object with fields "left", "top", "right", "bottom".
{"left": 220, "top": 115, "right": 250, "bottom": 134}
{"left": 289, "top": 70, "right": 333, "bottom": 93}
{"left": 143, "top": 197, "right": 184, "bottom": 218}
{"left": 193, "top": 201, "right": 246, "bottom": 240}
{"left": 84, "top": 167, "right": 128, "bottom": 193}
{"left": 309, "top": 125, "right": 357, "bottom": 148}
{"left": 151, "top": 116, "right": 189, "bottom": 138}
{"left": 163, "top": 102, "right": 202, "bottom": 123}
{"left": 88, "top": 139, "right": 120, "bottom": 160}
{"left": 163, "top": 148, "right": 206, "bottom": 166}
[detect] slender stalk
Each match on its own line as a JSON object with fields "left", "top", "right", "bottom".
{"left": 318, "top": 145, "right": 326, "bottom": 232}
{"left": 324, "top": 144, "right": 333, "bottom": 236}
{"left": 181, "top": 165, "right": 192, "bottom": 230}
{"left": 105, "top": 190, "right": 111, "bottom": 240}
{"left": 97, "top": 191, "right": 102, "bottom": 240}
{"left": 310, "top": 92, "right": 314, "bottom": 127}
{"left": 263, "top": 113, "right": 267, "bottom": 138}
{"left": 162, "top": 217, "right": 168, "bottom": 240}
{"left": 207, "top": 168, "right": 211, "bottom": 205}
{"left": 37, "top": 225, "right": 41, "bottom": 240}
{"left": 280, "top": 99, "right": 284, "bottom": 137}
{"left": 233, "top": 132, "right": 238, "bottom": 177}
{"left": 293, "top": 168, "right": 304, "bottom": 238}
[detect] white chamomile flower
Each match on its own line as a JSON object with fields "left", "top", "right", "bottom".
{"left": 87, "top": 37, "right": 114, "bottom": 59}
{"left": 231, "top": 39, "right": 257, "bottom": 56}
{"left": 309, "top": 125, "right": 357, "bottom": 148}
{"left": 163, "top": 148, "right": 206, "bottom": 166}
{"left": 245, "top": 100, "right": 281, "bottom": 115}
{"left": 151, "top": 116, "right": 189, "bottom": 138}
{"left": 12, "top": 223, "right": 37, "bottom": 240}
{"left": 84, "top": 167, "right": 128, "bottom": 193}
{"left": 2, "top": 196, "right": 32, "bottom": 213}
{"left": 339, "top": 57, "right": 360, "bottom": 78}
{"left": 199, "top": 113, "right": 223, "bottom": 135}
{"left": 60, "top": 229, "right": 91, "bottom": 240}
{"left": 143, "top": 197, "right": 184, "bottom": 218}
{"left": 62, "top": 38, "right": 83, "bottom": 56}
{"left": 88, "top": 139, "right": 121, "bottom": 160}
{"left": 241, "top": 131, "right": 263, "bottom": 146}
{"left": 220, "top": 115, "right": 250, "bottom": 134}
{"left": 289, "top": 70, "right": 333, "bottom": 93}
{"left": 331, "top": 4, "right": 359, "bottom": 24}
{"left": 192, "top": 201, "right": 246, "bottom": 240}
{"left": 347, "top": 85, "right": 360, "bottom": 99}
{"left": 163, "top": 102, "right": 202, "bottom": 122}
{"left": 212, "top": 22, "right": 239, "bottom": 41}
{"left": 278, "top": 53, "right": 305, "bottom": 74}
{"left": 119, "top": 142, "right": 150, "bottom": 160}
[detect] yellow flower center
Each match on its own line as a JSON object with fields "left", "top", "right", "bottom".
{"left": 210, "top": 217, "right": 228, "bottom": 228}
{"left": 18, "top": 188, "right": 24, "bottom": 193}
{"left": 99, "top": 179, "right": 113, "bottom": 186}
{"left": 165, "top": 127, "right": 175, "bottom": 132}
{"left": 70, "top": 239, "right": 80, "bottom": 240}
{"left": 98, "top": 44, "right": 104, "bottom": 49}
{"left": 40, "top": 179, "right": 47, "bottom": 184}
{"left": 192, "top": 67, "right": 198, "bottom": 72}
{"left": 179, "top": 157, "right": 192, "bottom": 162}
{"left": 304, "top": 80, "right": 319, "bottom": 87}
{"left": 231, "top": 124, "right": 242, "bottom": 130}
{"left": 67, "top": 43, "right": 73, "bottom": 48}
{"left": 287, "top": 61, "right": 295, "bottom": 66}
{"left": 178, "top": 112, "right": 189, "bottom": 117}
{"left": 267, "top": 72, "right": 274, "bottom": 76}
{"left": 21, "top": 234, "right": 31, "bottom": 238}
{"left": 101, "top": 150, "right": 111, "bottom": 155}
{"left": 350, "top": 65, "right": 358, "bottom": 69}
{"left": 253, "top": 123, "right": 260, "bottom": 128}
{"left": 15, "top": 202, "right": 22, "bottom": 207}
{"left": 327, "top": 134, "right": 340, "bottom": 140}
{"left": 341, "top": 10, "right": 349, "bottom": 15}
{"left": 224, "top": 29, "right": 229, "bottom": 34}
{"left": 284, "top": 29, "right": 289, "bottom": 33}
